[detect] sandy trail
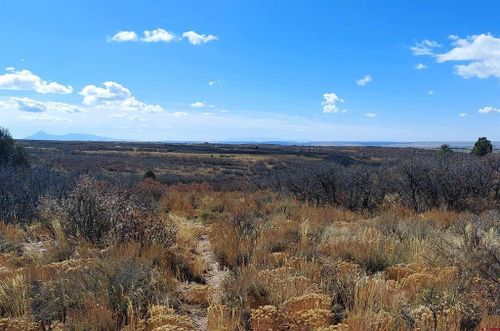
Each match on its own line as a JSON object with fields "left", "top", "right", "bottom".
{"left": 178, "top": 224, "right": 228, "bottom": 330}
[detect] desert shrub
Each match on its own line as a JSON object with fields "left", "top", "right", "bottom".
{"left": 275, "top": 153, "right": 498, "bottom": 212}
{"left": 29, "top": 277, "right": 83, "bottom": 328}
{"left": 433, "top": 214, "right": 500, "bottom": 292}
{"left": 112, "top": 213, "right": 177, "bottom": 248}
{"left": 0, "top": 166, "right": 71, "bottom": 224}
{"left": 60, "top": 176, "right": 115, "bottom": 243}
{"left": 128, "top": 178, "right": 166, "bottom": 212}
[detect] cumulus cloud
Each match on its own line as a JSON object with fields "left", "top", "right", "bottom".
{"left": 459, "top": 112, "right": 467, "bottom": 117}
{"left": 435, "top": 33, "right": 500, "bottom": 79}
{"left": 142, "top": 28, "right": 175, "bottom": 42}
{"left": 190, "top": 101, "right": 206, "bottom": 108}
{"left": 415, "top": 63, "right": 427, "bottom": 70}
{"left": 109, "top": 31, "right": 138, "bottom": 42}
{"left": 182, "top": 31, "right": 218, "bottom": 45}
{"left": 0, "top": 68, "right": 72, "bottom": 94}
{"left": 79, "top": 81, "right": 163, "bottom": 113}
{"left": 109, "top": 28, "right": 217, "bottom": 45}
{"left": 478, "top": 106, "right": 500, "bottom": 113}
{"left": 356, "top": 75, "right": 372, "bottom": 86}
{"left": 322, "top": 93, "right": 346, "bottom": 113}
{"left": 411, "top": 39, "right": 441, "bottom": 56}
{"left": 365, "top": 112, "right": 377, "bottom": 118}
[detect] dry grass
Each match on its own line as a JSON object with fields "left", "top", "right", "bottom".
{"left": 179, "top": 284, "right": 211, "bottom": 306}
{"left": 0, "top": 274, "right": 29, "bottom": 318}
{"left": 207, "top": 304, "right": 241, "bottom": 330}
{"left": 0, "top": 181, "right": 497, "bottom": 330}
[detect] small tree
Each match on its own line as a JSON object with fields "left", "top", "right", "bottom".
{"left": 0, "top": 127, "right": 28, "bottom": 167}
{"left": 471, "top": 137, "right": 493, "bottom": 157}
{"left": 438, "top": 144, "right": 453, "bottom": 156}
{"left": 143, "top": 170, "right": 157, "bottom": 181}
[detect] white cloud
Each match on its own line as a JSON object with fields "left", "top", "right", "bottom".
{"left": 12, "top": 97, "right": 45, "bottom": 112}
{"left": 365, "top": 112, "right": 377, "bottom": 118}
{"left": 79, "top": 81, "right": 163, "bottom": 113}
{"left": 109, "top": 28, "right": 217, "bottom": 46}
{"left": 11, "top": 97, "right": 83, "bottom": 113}
{"left": 436, "top": 33, "right": 500, "bottom": 79}
{"left": 411, "top": 39, "right": 441, "bottom": 56}
{"left": 172, "top": 111, "right": 188, "bottom": 117}
{"left": 182, "top": 31, "right": 218, "bottom": 45}
{"left": 0, "top": 69, "right": 72, "bottom": 94}
{"left": 109, "top": 31, "right": 138, "bottom": 42}
{"left": 208, "top": 79, "right": 225, "bottom": 87}
{"left": 415, "top": 63, "right": 427, "bottom": 70}
{"left": 190, "top": 101, "right": 206, "bottom": 108}
{"left": 428, "top": 90, "right": 434, "bottom": 95}
{"left": 142, "top": 28, "right": 175, "bottom": 42}
{"left": 478, "top": 106, "right": 500, "bottom": 113}
{"left": 356, "top": 75, "right": 372, "bottom": 86}
{"left": 5, "top": 67, "right": 15, "bottom": 72}
{"left": 322, "top": 93, "right": 346, "bottom": 113}
{"left": 459, "top": 112, "right": 467, "bottom": 117}
{"left": 47, "top": 102, "right": 83, "bottom": 113}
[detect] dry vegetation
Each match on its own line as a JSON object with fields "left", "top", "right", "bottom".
{"left": 0, "top": 140, "right": 498, "bottom": 330}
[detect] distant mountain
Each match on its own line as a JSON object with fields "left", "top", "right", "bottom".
{"left": 24, "top": 131, "right": 121, "bottom": 141}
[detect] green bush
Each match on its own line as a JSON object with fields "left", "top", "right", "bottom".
{"left": 0, "top": 127, "right": 29, "bottom": 167}
{"left": 471, "top": 137, "right": 493, "bottom": 157}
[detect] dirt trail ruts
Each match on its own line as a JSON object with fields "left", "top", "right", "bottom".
{"left": 179, "top": 226, "right": 228, "bottom": 330}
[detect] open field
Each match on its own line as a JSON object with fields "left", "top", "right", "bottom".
{"left": 0, "top": 139, "right": 498, "bottom": 330}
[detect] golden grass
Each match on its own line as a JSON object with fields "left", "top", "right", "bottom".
{"left": 0, "top": 317, "right": 38, "bottom": 331}
{"left": 207, "top": 304, "right": 241, "bottom": 331}
{"left": 0, "top": 183, "right": 497, "bottom": 330}
{"left": 179, "top": 284, "right": 212, "bottom": 306}
{"left": 352, "top": 275, "right": 405, "bottom": 315}
{"left": 0, "top": 274, "right": 29, "bottom": 318}
{"left": 250, "top": 294, "right": 332, "bottom": 330}
{"left": 250, "top": 305, "right": 281, "bottom": 331}
{"left": 147, "top": 306, "right": 196, "bottom": 331}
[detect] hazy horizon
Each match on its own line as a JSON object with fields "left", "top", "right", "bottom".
{"left": 20, "top": 130, "right": 500, "bottom": 150}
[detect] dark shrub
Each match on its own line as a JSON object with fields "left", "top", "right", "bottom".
{"left": 471, "top": 137, "right": 493, "bottom": 156}
{"left": 143, "top": 170, "right": 156, "bottom": 181}
{"left": 0, "top": 127, "right": 29, "bottom": 168}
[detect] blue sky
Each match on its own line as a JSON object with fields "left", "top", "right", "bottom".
{"left": 0, "top": 0, "right": 499, "bottom": 141}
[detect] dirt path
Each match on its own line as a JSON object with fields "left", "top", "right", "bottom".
{"left": 178, "top": 224, "right": 228, "bottom": 330}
